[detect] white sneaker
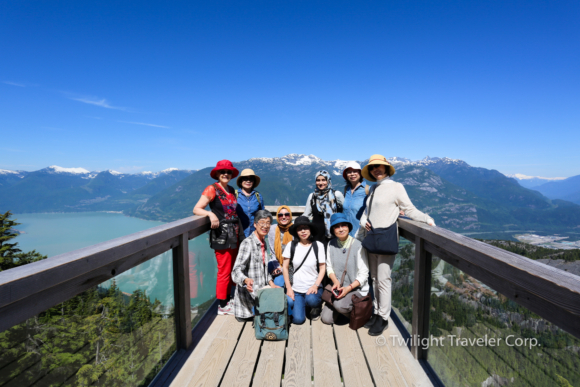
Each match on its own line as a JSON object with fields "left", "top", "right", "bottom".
{"left": 218, "top": 301, "right": 234, "bottom": 315}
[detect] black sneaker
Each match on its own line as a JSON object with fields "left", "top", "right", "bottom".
{"left": 364, "top": 314, "right": 378, "bottom": 329}
{"left": 310, "top": 307, "right": 321, "bottom": 321}
{"left": 368, "top": 317, "right": 388, "bottom": 336}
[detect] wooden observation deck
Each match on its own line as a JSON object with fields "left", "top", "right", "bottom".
{"left": 169, "top": 315, "right": 431, "bottom": 387}
{"left": 1, "top": 205, "right": 579, "bottom": 386}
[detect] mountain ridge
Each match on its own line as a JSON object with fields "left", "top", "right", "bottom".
{"left": 2, "top": 155, "right": 580, "bottom": 236}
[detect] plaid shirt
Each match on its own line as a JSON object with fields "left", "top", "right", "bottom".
{"left": 231, "top": 232, "right": 274, "bottom": 319}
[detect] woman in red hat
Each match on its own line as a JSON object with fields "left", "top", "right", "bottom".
{"left": 194, "top": 160, "right": 243, "bottom": 315}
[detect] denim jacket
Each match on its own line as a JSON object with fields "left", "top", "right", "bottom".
{"left": 236, "top": 190, "right": 265, "bottom": 237}
{"left": 342, "top": 181, "right": 368, "bottom": 237}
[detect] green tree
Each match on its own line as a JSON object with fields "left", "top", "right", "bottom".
{"left": 0, "top": 210, "right": 46, "bottom": 271}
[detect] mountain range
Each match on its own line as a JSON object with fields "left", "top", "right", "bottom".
{"left": 2, "top": 155, "right": 580, "bottom": 236}
{"left": 0, "top": 166, "right": 194, "bottom": 213}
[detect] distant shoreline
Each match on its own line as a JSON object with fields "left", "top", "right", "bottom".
{"left": 12, "top": 210, "right": 168, "bottom": 223}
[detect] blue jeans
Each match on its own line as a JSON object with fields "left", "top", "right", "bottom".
{"left": 273, "top": 273, "right": 285, "bottom": 288}
{"left": 287, "top": 286, "right": 323, "bottom": 325}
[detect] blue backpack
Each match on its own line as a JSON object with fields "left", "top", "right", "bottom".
{"left": 254, "top": 287, "right": 288, "bottom": 341}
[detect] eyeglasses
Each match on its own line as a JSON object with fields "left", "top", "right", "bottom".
{"left": 218, "top": 170, "right": 232, "bottom": 175}
{"left": 241, "top": 177, "right": 254, "bottom": 181}
{"left": 278, "top": 213, "right": 290, "bottom": 218}
{"left": 256, "top": 222, "right": 271, "bottom": 228}
{"left": 368, "top": 165, "right": 377, "bottom": 171}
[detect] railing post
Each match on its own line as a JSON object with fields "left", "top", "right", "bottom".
{"left": 173, "top": 233, "right": 192, "bottom": 350}
{"left": 411, "top": 237, "right": 432, "bottom": 360}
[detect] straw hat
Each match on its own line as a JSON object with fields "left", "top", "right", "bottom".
{"left": 236, "top": 168, "right": 261, "bottom": 188}
{"left": 361, "top": 154, "right": 395, "bottom": 181}
{"left": 210, "top": 160, "right": 239, "bottom": 180}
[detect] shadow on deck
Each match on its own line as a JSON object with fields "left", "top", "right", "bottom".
{"left": 166, "top": 313, "right": 433, "bottom": 387}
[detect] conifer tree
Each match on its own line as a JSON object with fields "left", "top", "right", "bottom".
{"left": 0, "top": 210, "right": 46, "bottom": 271}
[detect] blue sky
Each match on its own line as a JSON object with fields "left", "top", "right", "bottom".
{"left": 1, "top": 1, "right": 578, "bottom": 177}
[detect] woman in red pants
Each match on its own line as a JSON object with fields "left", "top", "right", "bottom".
{"left": 194, "top": 160, "right": 244, "bottom": 315}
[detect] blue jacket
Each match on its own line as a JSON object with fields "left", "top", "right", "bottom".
{"left": 342, "top": 182, "right": 369, "bottom": 237}
{"left": 236, "top": 190, "right": 265, "bottom": 237}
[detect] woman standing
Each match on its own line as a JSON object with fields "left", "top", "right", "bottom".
{"left": 235, "top": 168, "right": 265, "bottom": 237}
{"left": 267, "top": 205, "right": 294, "bottom": 287}
{"left": 303, "top": 170, "right": 344, "bottom": 244}
{"left": 282, "top": 216, "right": 326, "bottom": 324}
{"left": 342, "top": 161, "right": 369, "bottom": 237}
{"left": 193, "top": 160, "right": 244, "bottom": 315}
{"left": 356, "top": 154, "right": 435, "bottom": 336}
{"left": 321, "top": 213, "right": 370, "bottom": 325}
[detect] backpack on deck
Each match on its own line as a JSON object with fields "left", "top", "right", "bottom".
{"left": 254, "top": 287, "right": 288, "bottom": 341}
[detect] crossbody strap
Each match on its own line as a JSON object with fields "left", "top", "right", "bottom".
{"left": 292, "top": 244, "right": 314, "bottom": 276}
{"left": 339, "top": 240, "right": 354, "bottom": 287}
{"left": 366, "top": 185, "right": 377, "bottom": 228}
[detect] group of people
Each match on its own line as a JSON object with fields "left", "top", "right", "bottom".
{"left": 193, "top": 154, "right": 435, "bottom": 336}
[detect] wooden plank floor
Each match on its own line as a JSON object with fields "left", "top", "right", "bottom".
{"left": 170, "top": 316, "right": 433, "bottom": 387}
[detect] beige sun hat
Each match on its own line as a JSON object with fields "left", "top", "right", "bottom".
{"left": 236, "top": 168, "right": 261, "bottom": 188}
{"left": 361, "top": 154, "right": 396, "bottom": 181}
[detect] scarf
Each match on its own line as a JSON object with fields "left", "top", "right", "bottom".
{"left": 337, "top": 235, "right": 353, "bottom": 249}
{"left": 274, "top": 205, "right": 293, "bottom": 264}
{"left": 314, "top": 170, "right": 338, "bottom": 238}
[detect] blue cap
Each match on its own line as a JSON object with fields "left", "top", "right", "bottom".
{"left": 330, "top": 213, "right": 352, "bottom": 233}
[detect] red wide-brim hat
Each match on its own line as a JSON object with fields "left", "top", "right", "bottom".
{"left": 210, "top": 160, "right": 239, "bottom": 180}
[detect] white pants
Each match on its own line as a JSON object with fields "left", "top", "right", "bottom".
{"left": 367, "top": 252, "right": 396, "bottom": 320}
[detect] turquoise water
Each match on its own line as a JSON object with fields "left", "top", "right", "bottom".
{"left": 12, "top": 212, "right": 217, "bottom": 308}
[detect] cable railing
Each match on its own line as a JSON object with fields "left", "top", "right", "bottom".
{"left": 1, "top": 207, "right": 579, "bottom": 386}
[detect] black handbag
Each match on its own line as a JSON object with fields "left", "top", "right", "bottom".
{"left": 361, "top": 186, "right": 399, "bottom": 255}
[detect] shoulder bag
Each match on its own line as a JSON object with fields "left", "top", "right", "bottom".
{"left": 361, "top": 186, "right": 399, "bottom": 255}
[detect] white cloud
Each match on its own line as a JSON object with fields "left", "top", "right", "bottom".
{"left": 118, "top": 121, "right": 170, "bottom": 129}
{"left": 70, "top": 96, "right": 127, "bottom": 110}
{"left": 3, "top": 81, "right": 26, "bottom": 87}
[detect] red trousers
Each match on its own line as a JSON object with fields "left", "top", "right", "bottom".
{"left": 214, "top": 248, "right": 238, "bottom": 300}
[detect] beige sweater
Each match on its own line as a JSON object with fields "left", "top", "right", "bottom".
{"left": 355, "top": 177, "right": 434, "bottom": 241}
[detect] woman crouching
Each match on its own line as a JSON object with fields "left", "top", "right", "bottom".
{"left": 321, "top": 213, "right": 369, "bottom": 325}
{"left": 283, "top": 216, "right": 326, "bottom": 324}
{"left": 231, "top": 210, "right": 280, "bottom": 321}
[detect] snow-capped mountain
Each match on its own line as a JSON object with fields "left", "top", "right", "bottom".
{"left": 138, "top": 168, "right": 181, "bottom": 179}
{"left": 507, "top": 173, "right": 567, "bottom": 189}
{"left": 4, "top": 155, "right": 580, "bottom": 236}
{"left": 45, "top": 165, "right": 91, "bottom": 175}
{"left": 0, "top": 169, "right": 28, "bottom": 178}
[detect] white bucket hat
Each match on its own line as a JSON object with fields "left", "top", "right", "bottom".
{"left": 342, "top": 161, "right": 363, "bottom": 180}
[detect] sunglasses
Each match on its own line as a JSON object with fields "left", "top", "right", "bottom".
{"left": 241, "top": 177, "right": 254, "bottom": 181}
{"left": 278, "top": 213, "right": 291, "bottom": 218}
{"left": 368, "top": 165, "right": 382, "bottom": 171}
{"left": 218, "top": 170, "right": 232, "bottom": 175}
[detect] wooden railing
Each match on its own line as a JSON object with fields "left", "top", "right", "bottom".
{"left": 397, "top": 218, "right": 580, "bottom": 359}
{"left": 1, "top": 206, "right": 579, "bottom": 385}
{"left": 0, "top": 215, "right": 211, "bottom": 351}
